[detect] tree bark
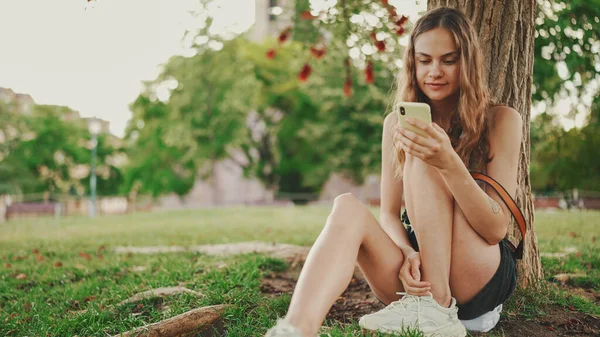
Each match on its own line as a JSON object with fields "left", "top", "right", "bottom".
{"left": 427, "top": 0, "right": 542, "bottom": 286}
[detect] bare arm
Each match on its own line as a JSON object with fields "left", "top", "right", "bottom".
{"left": 380, "top": 113, "right": 414, "bottom": 254}
{"left": 438, "top": 107, "right": 522, "bottom": 244}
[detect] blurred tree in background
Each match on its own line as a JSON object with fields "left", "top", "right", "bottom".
{"left": 123, "top": 0, "right": 600, "bottom": 198}
{"left": 125, "top": 0, "right": 401, "bottom": 201}
{"left": 123, "top": 95, "right": 198, "bottom": 199}
{"left": 533, "top": 0, "right": 600, "bottom": 102}
{"left": 125, "top": 35, "right": 395, "bottom": 200}
{"left": 531, "top": 0, "right": 600, "bottom": 192}
{"left": 2, "top": 0, "right": 600, "bottom": 201}
{"left": 0, "top": 103, "right": 36, "bottom": 195}
{"left": 531, "top": 96, "right": 600, "bottom": 192}
{"left": 0, "top": 103, "right": 123, "bottom": 199}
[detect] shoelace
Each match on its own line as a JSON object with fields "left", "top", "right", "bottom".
{"left": 386, "top": 292, "right": 442, "bottom": 327}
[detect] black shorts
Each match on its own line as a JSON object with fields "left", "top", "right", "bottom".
{"left": 403, "top": 211, "right": 518, "bottom": 320}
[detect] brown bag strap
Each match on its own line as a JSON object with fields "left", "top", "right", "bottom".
{"left": 470, "top": 172, "right": 526, "bottom": 259}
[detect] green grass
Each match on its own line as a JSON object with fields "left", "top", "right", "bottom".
{"left": 0, "top": 207, "right": 599, "bottom": 336}
{"left": 535, "top": 211, "right": 600, "bottom": 292}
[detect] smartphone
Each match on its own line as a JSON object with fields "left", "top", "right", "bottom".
{"left": 396, "top": 102, "right": 432, "bottom": 138}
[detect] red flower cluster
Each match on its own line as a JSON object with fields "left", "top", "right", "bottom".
{"left": 381, "top": 1, "right": 408, "bottom": 36}
{"left": 369, "top": 5, "right": 408, "bottom": 56}
{"left": 298, "top": 63, "right": 312, "bottom": 82}
{"left": 296, "top": 42, "right": 326, "bottom": 82}
{"left": 310, "top": 45, "right": 326, "bottom": 59}
{"left": 300, "top": 10, "right": 317, "bottom": 20}
{"left": 264, "top": 26, "right": 293, "bottom": 60}
{"left": 395, "top": 15, "right": 408, "bottom": 35}
{"left": 370, "top": 32, "right": 386, "bottom": 52}
{"left": 266, "top": 49, "right": 277, "bottom": 59}
{"left": 365, "top": 60, "right": 374, "bottom": 84}
{"left": 278, "top": 26, "right": 292, "bottom": 44}
{"left": 266, "top": 5, "right": 400, "bottom": 92}
{"left": 344, "top": 77, "right": 353, "bottom": 97}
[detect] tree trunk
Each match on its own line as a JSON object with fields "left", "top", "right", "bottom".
{"left": 427, "top": 0, "right": 542, "bottom": 286}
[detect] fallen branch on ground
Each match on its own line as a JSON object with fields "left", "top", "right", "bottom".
{"left": 112, "top": 304, "right": 229, "bottom": 337}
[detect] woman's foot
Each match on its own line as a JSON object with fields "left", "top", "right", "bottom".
{"left": 358, "top": 293, "right": 466, "bottom": 337}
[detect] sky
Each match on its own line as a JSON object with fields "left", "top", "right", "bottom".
{"left": 0, "top": 0, "right": 590, "bottom": 137}
{"left": 0, "top": 0, "right": 255, "bottom": 137}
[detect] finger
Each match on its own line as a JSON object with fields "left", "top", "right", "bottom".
{"left": 404, "top": 284, "right": 432, "bottom": 297}
{"left": 399, "top": 132, "right": 429, "bottom": 154}
{"left": 400, "top": 267, "right": 430, "bottom": 288}
{"left": 411, "top": 259, "right": 421, "bottom": 282}
{"left": 406, "top": 118, "right": 443, "bottom": 141}
{"left": 396, "top": 132, "right": 428, "bottom": 158}
{"left": 403, "top": 274, "right": 431, "bottom": 288}
{"left": 393, "top": 128, "right": 406, "bottom": 147}
{"left": 401, "top": 142, "right": 427, "bottom": 160}
{"left": 400, "top": 276, "right": 430, "bottom": 294}
{"left": 404, "top": 281, "right": 431, "bottom": 292}
{"left": 432, "top": 122, "right": 447, "bottom": 134}
{"left": 397, "top": 126, "right": 436, "bottom": 149}
{"left": 404, "top": 117, "right": 432, "bottom": 132}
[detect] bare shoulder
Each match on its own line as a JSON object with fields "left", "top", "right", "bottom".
{"left": 488, "top": 105, "right": 522, "bottom": 134}
{"left": 487, "top": 105, "right": 522, "bottom": 145}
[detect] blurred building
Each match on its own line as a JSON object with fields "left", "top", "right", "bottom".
{"left": 0, "top": 87, "right": 97, "bottom": 125}
{"left": 247, "top": 0, "right": 295, "bottom": 43}
{"left": 0, "top": 87, "right": 34, "bottom": 115}
{"left": 61, "top": 109, "right": 82, "bottom": 121}
{"left": 0, "top": 87, "right": 11, "bottom": 104}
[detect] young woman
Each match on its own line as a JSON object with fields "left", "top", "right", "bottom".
{"left": 265, "top": 7, "right": 522, "bottom": 337}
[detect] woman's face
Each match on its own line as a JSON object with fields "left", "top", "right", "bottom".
{"left": 414, "top": 27, "right": 461, "bottom": 102}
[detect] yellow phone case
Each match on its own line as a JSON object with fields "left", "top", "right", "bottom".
{"left": 396, "top": 102, "right": 432, "bottom": 138}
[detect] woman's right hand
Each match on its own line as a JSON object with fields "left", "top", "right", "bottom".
{"left": 399, "top": 250, "right": 431, "bottom": 296}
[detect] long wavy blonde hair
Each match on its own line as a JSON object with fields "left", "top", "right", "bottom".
{"left": 391, "top": 7, "right": 493, "bottom": 177}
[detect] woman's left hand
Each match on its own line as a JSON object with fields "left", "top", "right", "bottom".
{"left": 396, "top": 118, "right": 457, "bottom": 170}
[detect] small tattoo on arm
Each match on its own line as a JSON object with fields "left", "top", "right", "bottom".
{"left": 488, "top": 197, "right": 501, "bottom": 214}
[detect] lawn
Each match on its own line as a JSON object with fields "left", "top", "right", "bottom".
{"left": 0, "top": 206, "right": 598, "bottom": 336}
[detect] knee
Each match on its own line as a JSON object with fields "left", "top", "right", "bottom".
{"left": 407, "top": 160, "right": 451, "bottom": 195}
{"left": 333, "top": 192, "right": 359, "bottom": 205}
{"left": 333, "top": 193, "right": 364, "bottom": 211}
{"left": 327, "top": 193, "right": 370, "bottom": 231}
{"left": 412, "top": 159, "right": 442, "bottom": 180}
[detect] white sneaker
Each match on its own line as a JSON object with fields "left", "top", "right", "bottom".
{"left": 460, "top": 304, "right": 502, "bottom": 332}
{"left": 359, "top": 292, "right": 467, "bottom": 337}
{"left": 265, "top": 319, "right": 304, "bottom": 337}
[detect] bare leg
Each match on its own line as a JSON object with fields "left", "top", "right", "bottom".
{"left": 403, "top": 155, "right": 501, "bottom": 307}
{"left": 284, "top": 193, "right": 406, "bottom": 337}
{"left": 449, "top": 202, "right": 501, "bottom": 304}
{"left": 403, "top": 157, "right": 454, "bottom": 307}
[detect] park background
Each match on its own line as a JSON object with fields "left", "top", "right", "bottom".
{"left": 0, "top": 0, "right": 599, "bottom": 336}
{"left": 1, "top": 0, "right": 599, "bottom": 217}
